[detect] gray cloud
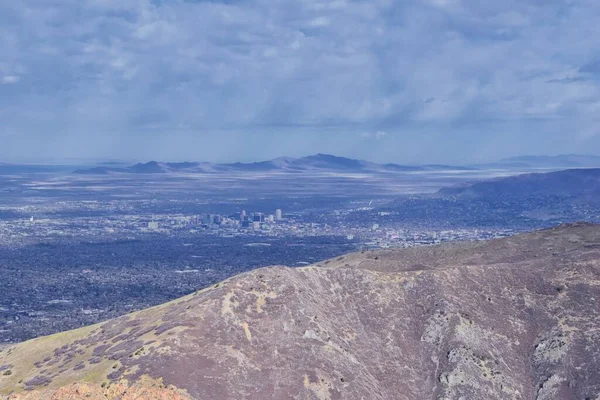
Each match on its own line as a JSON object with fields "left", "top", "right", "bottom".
{"left": 580, "top": 59, "right": 600, "bottom": 75}
{"left": 1, "top": 0, "right": 600, "bottom": 163}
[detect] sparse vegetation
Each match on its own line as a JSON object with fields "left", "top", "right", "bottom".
{"left": 1, "top": 225, "right": 599, "bottom": 399}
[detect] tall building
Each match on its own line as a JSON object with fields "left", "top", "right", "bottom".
{"left": 275, "top": 209, "right": 283, "bottom": 221}
{"left": 253, "top": 213, "right": 264, "bottom": 222}
{"left": 240, "top": 210, "right": 246, "bottom": 222}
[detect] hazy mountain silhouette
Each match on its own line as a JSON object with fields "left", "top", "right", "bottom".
{"left": 480, "top": 154, "right": 600, "bottom": 169}
{"left": 438, "top": 168, "right": 600, "bottom": 198}
{"left": 73, "top": 154, "right": 477, "bottom": 175}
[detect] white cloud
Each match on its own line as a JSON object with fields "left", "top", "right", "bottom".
{"left": 308, "top": 16, "right": 330, "bottom": 27}
{"left": 360, "top": 131, "right": 388, "bottom": 140}
{"left": 1, "top": 75, "right": 19, "bottom": 84}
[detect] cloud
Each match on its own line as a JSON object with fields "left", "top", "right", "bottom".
{"left": 308, "top": 16, "right": 330, "bottom": 27}
{"left": 1, "top": 75, "right": 19, "bottom": 84}
{"left": 0, "top": 0, "right": 599, "bottom": 163}
{"left": 579, "top": 59, "right": 600, "bottom": 76}
{"left": 360, "top": 131, "right": 388, "bottom": 140}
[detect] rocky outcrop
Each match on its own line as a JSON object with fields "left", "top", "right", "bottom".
{"left": 2, "top": 223, "right": 600, "bottom": 399}
{"left": 6, "top": 379, "right": 191, "bottom": 400}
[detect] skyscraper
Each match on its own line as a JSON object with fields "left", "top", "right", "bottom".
{"left": 240, "top": 210, "right": 246, "bottom": 222}
{"left": 275, "top": 209, "right": 283, "bottom": 221}
{"left": 253, "top": 213, "right": 264, "bottom": 223}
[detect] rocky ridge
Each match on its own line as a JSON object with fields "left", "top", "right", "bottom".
{"left": 1, "top": 223, "right": 600, "bottom": 399}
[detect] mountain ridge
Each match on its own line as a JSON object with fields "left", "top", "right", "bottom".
{"left": 438, "top": 168, "right": 600, "bottom": 198}
{"left": 2, "top": 223, "right": 600, "bottom": 399}
{"left": 495, "top": 154, "right": 600, "bottom": 168}
{"left": 72, "top": 153, "right": 600, "bottom": 175}
{"left": 73, "top": 154, "right": 477, "bottom": 175}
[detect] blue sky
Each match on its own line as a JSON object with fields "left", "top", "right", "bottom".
{"left": 1, "top": 0, "right": 600, "bottom": 164}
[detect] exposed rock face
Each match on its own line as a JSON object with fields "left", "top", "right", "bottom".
{"left": 2, "top": 223, "right": 600, "bottom": 399}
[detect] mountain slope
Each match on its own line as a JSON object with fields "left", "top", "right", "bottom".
{"left": 497, "top": 154, "right": 600, "bottom": 168}
{"left": 438, "top": 168, "right": 600, "bottom": 198}
{"left": 2, "top": 223, "right": 600, "bottom": 399}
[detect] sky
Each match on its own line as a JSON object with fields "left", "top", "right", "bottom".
{"left": 1, "top": 0, "right": 600, "bottom": 164}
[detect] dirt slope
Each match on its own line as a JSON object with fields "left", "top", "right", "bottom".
{"left": 2, "top": 223, "right": 600, "bottom": 399}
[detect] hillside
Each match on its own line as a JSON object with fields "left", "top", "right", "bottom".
{"left": 495, "top": 154, "right": 600, "bottom": 168}
{"left": 438, "top": 168, "right": 600, "bottom": 199}
{"left": 2, "top": 223, "right": 600, "bottom": 399}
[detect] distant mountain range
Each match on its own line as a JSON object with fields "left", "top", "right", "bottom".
{"left": 73, "top": 154, "right": 477, "bottom": 174}
{"left": 480, "top": 154, "right": 600, "bottom": 169}
{"left": 438, "top": 168, "right": 600, "bottom": 198}
{"left": 0, "top": 153, "right": 596, "bottom": 175}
